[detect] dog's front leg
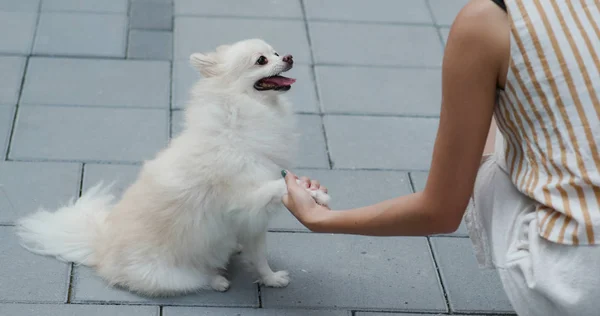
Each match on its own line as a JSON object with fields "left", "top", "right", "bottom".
{"left": 242, "top": 232, "right": 289, "bottom": 287}
{"left": 242, "top": 179, "right": 287, "bottom": 211}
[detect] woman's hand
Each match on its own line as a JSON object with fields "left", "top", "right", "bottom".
{"left": 281, "top": 170, "right": 332, "bottom": 231}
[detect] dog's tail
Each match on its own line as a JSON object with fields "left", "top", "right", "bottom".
{"left": 16, "top": 183, "right": 114, "bottom": 266}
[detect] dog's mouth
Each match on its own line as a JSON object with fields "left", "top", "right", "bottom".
{"left": 254, "top": 74, "right": 296, "bottom": 91}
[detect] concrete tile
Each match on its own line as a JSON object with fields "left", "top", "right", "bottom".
{"left": 10, "top": 106, "right": 168, "bottom": 162}
{"left": 72, "top": 258, "right": 259, "bottom": 307}
{"left": 0, "top": 106, "right": 14, "bottom": 159}
{"left": 315, "top": 66, "right": 441, "bottom": 116}
{"left": 130, "top": 1, "right": 173, "bottom": 30}
{"left": 296, "top": 114, "right": 329, "bottom": 169}
{"left": 22, "top": 57, "right": 170, "bottom": 108}
{"left": 83, "top": 164, "right": 141, "bottom": 200}
{"left": 440, "top": 27, "right": 450, "bottom": 44}
{"left": 270, "top": 169, "right": 411, "bottom": 231}
{"left": 287, "top": 65, "right": 319, "bottom": 113}
{"left": 309, "top": 22, "right": 443, "bottom": 67}
{"left": 304, "top": 0, "right": 432, "bottom": 24}
{"left": 174, "top": 17, "right": 311, "bottom": 63}
{"left": 410, "top": 172, "right": 468, "bottom": 236}
{"left": 0, "top": 304, "right": 159, "bottom": 316}
{"left": 0, "top": 0, "right": 39, "bottom": 11}
{"left": 430, "top": 237, "right": 514, "bottom": 313}
{"left": 174, "top": 0, "right": 302, "bottom": 18}
{"left": 33, "top": 12, "right": 127, "bottom": 57}
{"left": 323, "top": 115, "right": 438, "bottom": 170}
{"left": 128, "top": 30, "right": 173, "bottom": 60}
{"left": 427, "top": 0, "right": 469, "bottom": 26}
{"left": 0, "top": 12, "right": 37, "bottom": 55}
{"left": 262, "top": 233, "right": 446, "bottom": 311}
{"left": 171, "top": 109, "right": 184, "bottom": 137}
{"left": 0, "top": 161, "right": 81, "bottom": 225}
{"left": 0, "top": 227, "right": 70, "bottom": 303}
{"left": 171, "top": 60, "right": 197, "bottom": 109}
{"left": 41, "top": 0, "right": 128, "bottom": 13}
{"left": 171, "top": 62, "right": 318, "bottom": 112}
{"left": 164, "top": 307, "right": 348, "bottom": 316}
{"left": 0, "top": 57, "right": 26, "bottom": 105}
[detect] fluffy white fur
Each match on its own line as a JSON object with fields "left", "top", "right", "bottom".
{"left": 16, "top": 39, "right": 330, "bottom": 297}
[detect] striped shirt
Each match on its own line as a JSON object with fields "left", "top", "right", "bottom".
{"left": 496, "top": 0, "right": 600, "bottom": 245}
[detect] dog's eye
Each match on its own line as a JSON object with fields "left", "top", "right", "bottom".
{"left": 274, "top": 52, "right": 279, "bottom": 56}
{"left": 256, "top": 56, "right": 268, "bottom": 65}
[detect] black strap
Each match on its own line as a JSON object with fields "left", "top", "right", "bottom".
{"left": 491, "top": 0, "right": 507, "bottom": 12}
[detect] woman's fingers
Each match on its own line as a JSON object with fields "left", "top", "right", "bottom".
{"left": 310, "top": 180, "right": 320, "bottom": 190}
{"left": 299, "top": 176, "right": 310, "bottom": 188}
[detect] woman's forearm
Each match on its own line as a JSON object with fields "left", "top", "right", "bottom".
{"left": 310, "top": 192, "right": 457, "bottom": 236}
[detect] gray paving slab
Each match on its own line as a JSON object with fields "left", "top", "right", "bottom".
{"left": 171, "top": 61, "right": 318, "bottom": 112}
{"left": 171, "top": 61, "right": 197, "bottom": 109}
{"left": 0, "top": 304, "right": 159, "bottom": 316}
{"left": 0, "top": 161, "right": 81, "bottom": 225}
{"left": 430, "top": 237, "right": 514, "bottom": 313}
{"left": 0, "top": 56, "right": 26, "bottom": 105}
{"left": 130, "top": 0, "right": 173, "bottom": 30}
{"left": 174, "top": 0, "right": 303, "bottom": 18}
{"left": 440, "top": 27, "right": 450, "bottom": 44}
{"left": 174, "top": 17, "right": 311, "bottom": 63}
{"left": 0, "top": 0, "right": 39, "bottom": 12}
{"left": 33, "top": 12, "right": 127, "bottom": 58}
{"left": 296, "top": 114, "right": 329, "bottom": 169}
{"left": 304, "top": 0, "right": 432, "bottom": 24}
{"left": 72, "top": 258, "right": 259, "bottom": 307}
{"left": 21, "top": 57, "right": 170, "bottom": 108}
{"left": 262, "top": 233, "right": 446, "bottom": 312}
{"left": 171, "top": 109, "right": 184, "bottom": 136}
{"left": 427, "top": 0, "right": 469, "bottom": 26}
{"left": 410, "top": 172, "right": 468, "bottom": 236}
{"left": 0, "top": 227, "right": 70, "bottom": 303}
{"left": 315, "top": 66, "right": 441, "bottom": 116}
{"left": 270, "top": 169, "right": 411, "bottom": 231}
{"left": 0, "top": 12, "right": 37, "bottom": 55}
{"left": 10, "top": 106, "right": 169, "bottom": 162}
{"left": 41, "top": 0, "right": 128, "bottom": 13}
{"left": 323, "top": 115, "right": 438, "bottom": 170}
{"left": 82, "top": 164, "right": 141, "bottom": 200}
{"left": 0, "top": 105, "right": 13, "bottom": 159}
{"left": 164, "top": 307, "right": 349, "bottom": 316}
{"left": 309, "top": 22, "right": 443, "bottom": 67}
{"left": 127, "top": 30, "right": 173, "bottom": 60}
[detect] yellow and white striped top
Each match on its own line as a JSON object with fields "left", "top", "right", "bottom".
{"left": 496, "top": 0, "right": 600, "bottom": 245}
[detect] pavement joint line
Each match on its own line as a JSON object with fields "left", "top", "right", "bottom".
{"left": 5, "top": 57, "right": 29, "bottom": 160}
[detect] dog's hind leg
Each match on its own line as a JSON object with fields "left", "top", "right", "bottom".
{"left": 112, "top": 261, "right": 222, "bottom": 296}
{"left": 241, "top": 231, "right": 289, "bottom": 288}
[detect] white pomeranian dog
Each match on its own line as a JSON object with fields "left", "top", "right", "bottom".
{"left": 16, "top": 39, "right": 330, "bottom": 297}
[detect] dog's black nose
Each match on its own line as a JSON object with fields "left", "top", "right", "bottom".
{"left": 283, "top": 55, "right": 293, "bottom": 64}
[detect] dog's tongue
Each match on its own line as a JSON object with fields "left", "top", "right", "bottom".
{"left": 263, "top": 75, "right": 296, "bottom": 86}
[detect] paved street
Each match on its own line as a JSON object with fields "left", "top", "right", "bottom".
{"left": 0, "top": 0, "right": 516, "bottom": 315}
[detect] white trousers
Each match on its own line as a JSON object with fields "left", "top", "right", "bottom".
{"left": 465, "top": 150, "right": 600, "bottom": 316}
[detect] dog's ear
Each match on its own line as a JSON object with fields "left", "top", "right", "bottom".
{"left": 190, "top": 52, "right": 221, "bottom": 77}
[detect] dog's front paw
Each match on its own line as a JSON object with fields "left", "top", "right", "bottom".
{"left": 211, "top": 275, "right": 231, "bottom": 292}
{"left": 260, "top": 270, "right": 290, "bottom": 288}
{"left": 309, "top": 189, "right": 330, "bottom": 207}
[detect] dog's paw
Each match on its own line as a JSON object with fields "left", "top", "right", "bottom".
{"left": 260, "top": 270, "right": 290, "bottom": 288}
{"left": 211, "top": 275, "right": 231, "bottom": 292}
{"left": 309, "top": 189, "right": 330, "bottom": 207}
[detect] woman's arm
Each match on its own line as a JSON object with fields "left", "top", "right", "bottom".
{"left": 283, "top": 0, "right": 510, "bottom": 236}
